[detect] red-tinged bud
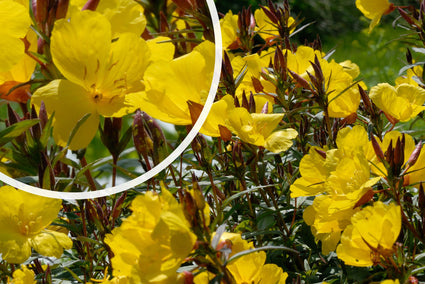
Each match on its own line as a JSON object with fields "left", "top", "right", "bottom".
{"left": 260, "top": 5, "right": 278, "bottom": 24}
{"left": 407, "top": 141, "right": 423, "bottom": 167}
{"left": 7, "top": 104, "right": 20, "bottom": 126}
{"left": 219, "top": 125, "right": 232, "bottom": 142}
{"left": 248, "top": 92, "right": 256, "bottom": 113}
{"left": 55, "top": 0, "right": 69, "bottom": 20}
{"left": 398, "top": 7, "right": 417, "bottom": 27}
{"left": 315, "top": 148, "right": 326, "bottom": 159}
{"left": 354, "top": 188, "right": 375, "bottom": 208}
{"left": 82, "top": 0, "right": 100, "bottom": 10}
{"left": 187, "top": 100, "right": 204, "bottom": 126}
{"left": 406, "top": 48, "right": 413, "bottom": 65}
{"left": 289, "top": 70, "right": 311, "bottom": 90}
{"left": 172, "top": 0, "right": 194, "bottom": 11}
{"left": 252, "top": 77, "right": 264, "bottom": 93}
{"left": 418, "top": 183, "right": 425, "bottom": 216}
{"left": 358, "top": 84, "right": 372, "bottom": 112}
{"left": 234, "top": 96, "right": 240, "bottom": 108}
{"left": 393, "top": 136, "right": 404, "bottom": 172}
{"left": 183, "top": 189, "right": 197, "bottom": 225}
{"left": 311, "top": 55, "right": 324, "bottom": 83}
{"left": 386, "top": 140, "right": 394, "bottom": 165}
{"left": 39, "top": 101, "right": 48, "bottom": 129}
{"left": 371, "top": 135, "right": 385, "bottom": 163}
{"left": 306, "top": 71, "right": 320, "bottom": 92}
{"left": 111, "top": 192, "right": 127, "bottom": 226}
{"left": 30, "top": 105, "right": 41, "bottom": 140}
{"left": 32, "top": 0, "right": 48, "bottom": 28}
{"left": 241, "top": 91, "right": 249, "bottom": 110}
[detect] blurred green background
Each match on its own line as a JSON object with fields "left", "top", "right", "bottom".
{"left": 215, "top": 0, "right": 419, "bottom": 87}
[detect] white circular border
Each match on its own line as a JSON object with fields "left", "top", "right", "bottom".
{"left": 0, "top": 0, "right": 222, "bottom": 200}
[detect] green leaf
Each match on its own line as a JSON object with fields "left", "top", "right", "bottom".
{"left": 0, "top": 119, "right": 39, "bottom": 147}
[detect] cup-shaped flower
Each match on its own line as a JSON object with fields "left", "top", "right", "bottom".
{"left": 336, "top": 202, "right": 401, "bottom": 267}
{"left": 7, "top": 265, "right": 36, "bottom": 284}
{"left": 369, "top": 83, "right": 425, "bottom": 122}
{"left": 32, "top": 10, "right": 152, "bottom": 150}
{"left": 356, "top": 0, "right": 394, "bottom": 32}
{"left": 0, "top": 186, "right": 72, "bottom": 264}
{"left": 105, "top": 189, "right": 197, "bottom": 283}
{"left": 0, "top": 0, "right": 31, "bottom": 72}
{"left": 225, "top": 107, "right": 298, "bottom": 153}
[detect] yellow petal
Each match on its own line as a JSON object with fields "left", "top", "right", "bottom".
{"left": 51, "top": 10, "right": 111, "bottom": 88}
{"left": 32, "top": 80, "right": 100, "bottom": 150}
{"left": 146, "top": 36, "right": 175, "bottom": 63}
{"left": 30, "top": 229, "right": 73, "bottom": 258}
{"left": 265, "top": 128, "right": 298, "bottom": 153}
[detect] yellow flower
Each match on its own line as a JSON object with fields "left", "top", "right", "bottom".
{"left": 32, "top": 10, "right": 152, "bottom": 150}
{"left": 105, "top": 189, "right": 197, "bottom": 283}
{"left": 369, "top": 83, "right": 425, "bottom": 122}
{"left": 197, "top": 232, "right": 287, "bottom": 284}
{"left": 7, "top": 265, "right": 36, "bottom": 284}
{"left": 0, "top": 0, "right": 31, "bottom": 72}
{"left": 227, "top": 251, "right": 288, "bottom": 284}
{"left": 225, "top": 107, "right": 298, "bottom": 153}
{"left": 336, "top": 202, "right": 401, "bottom": 267}
{"left": 317, "top": 59, "right": 361, "bottom": 118}
{"left": 356, "top": 0, "right": 395, "bottom": 32}
{"left": 290, "top": 146, "right": 329, "bottom": 198}
{"left": 0, "top": 186, "right": 72, "bottom": 264}
{"left": 67, "top": 0, "right": 146, "bottom": 38}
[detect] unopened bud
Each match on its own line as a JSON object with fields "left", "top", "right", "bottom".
{"left": 371, "top": 135, "right": 385, "bottom": 163}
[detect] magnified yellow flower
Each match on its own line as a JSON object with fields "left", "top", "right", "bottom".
{"left": 225, "top": 107, "right": 298, "bottom": 153}
{"left": 0, "top": 186, "right": 72, "bottom": 264}
{"left": 7, "top": 265, "right": 36, "bottom": 284}
{"left": 32, "top": 10, "right": 152, "bottom": 150}
{"left": 356, "top": 0, "right": 395, "bottom": 32}
{"left": 369, "top": 83, "right": 425, "bottom": 123}
{"left": 105, "top": 189, "right": 196, "bottom": 283}
{"left": 0, "top": 0, "right": 31, "bottom": 72}
{"left": 68, "top": 0, "right": 146, "bottom": 38}
{"left": 336, "top": 202, "right": 401, "bottom": 267}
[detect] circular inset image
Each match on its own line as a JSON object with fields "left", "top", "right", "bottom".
{"left": 0, "top": 0, "right": 222, "bottom": 200}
